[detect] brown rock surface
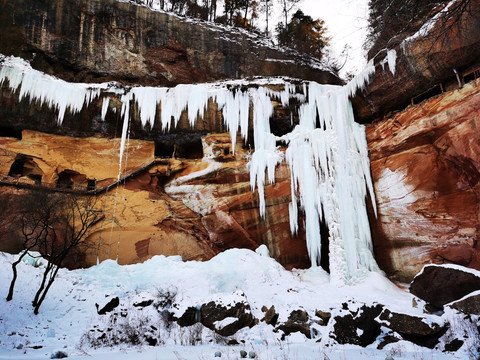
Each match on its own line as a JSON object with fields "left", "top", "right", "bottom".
{"left": 0, "top": 130, "right": 309, "bottom": 269}
{"left": 352, "top": 0, "right": 480, "bottom": 123}
{"left": 410, "top": 265, "right": 480, "bottom": 308}
{"left": 367, "top": 79, "right": 480, "bottom": 282}
{"left": 0, "top": 0, "right": 339, "bottom": 86}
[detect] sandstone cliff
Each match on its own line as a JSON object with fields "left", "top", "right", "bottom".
{"left": 0, "top": 0, "right": 339, "bottom": 86}
{"left": 0, "top": 130, "right": 309, "bottom": 269}
{"left": 367, "top": 78, "right": 480, "bottom": 282}
{"left": 352, "top": 0, "right": 480, "bottom": 123}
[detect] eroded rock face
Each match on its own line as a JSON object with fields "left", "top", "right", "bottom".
{"left": 0, "top": 130, "right": 310, "bottom": 269}
{"left": 0, "top": 0, "right": 339, "bottom": 86}
{"left": 352, "top": 0, "right": 480, "bottom": 123}
{"left": 367, "top": 79, "right": 480, "bottom": 282}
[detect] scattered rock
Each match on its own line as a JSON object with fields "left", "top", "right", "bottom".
{"left": 200, "top": 300, "right": 254, "bottom": 336}
{"left": 133, "top": 299, "right": 154, "bottom": 308}
{"left": 377, "top": 335, "right": 400, "bottom": 350}
{"left": 145, "top": 336, "right": 158, "bottom": 346}
{"left": 444, "top": 338, "right": 464, "bottom": 352}
{"left": 378, "top": 309, "right": 447, "bottom": 348}
{"left": 261, "top": 306, "right": 279, "bottom": 326}
{"left": 95, "top": 296, "right": 120, "bottom": 315}
{"left": 249, "top": 351, "right": 256, "bottom": 358}
{"left": 174, "top": 306, "right": 201, "bottom": 327}
{"left": 50, "top": 350, "right": 68, "bottom": 359}
{"left": 276, "top": 309, "right": 311, "bottom": 339}
{"left": 240, "top": 350, "right": 247, "bottom": 358}
{"left": 410, "top": 265, "right": 480, "bottom": 308}
{"left": 332, "top": 303, "right": 383, "bottom": 347}
{"left": 315, "top": 309, "right": 331, "bottom": 325}
{"left": 448, "top": 291, "right": 480, "bottom": 315}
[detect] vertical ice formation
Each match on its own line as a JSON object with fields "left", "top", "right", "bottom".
{"left": 0, "top": 55, "right": 380, "bottom": 283}
{"left": 380, "top": 49, "right": 397, "bottom": 76}
{"left": 282, "top": 83, "right": 378, "bottom": 283}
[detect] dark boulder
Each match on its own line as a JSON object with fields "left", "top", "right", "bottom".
{"left": 95, "top": 296, "right": 120, "bottom": 315}
{"left": 410, "top": 265, "right": 480, "bottom": 308}
{"left": 261, "top": 305, "right": 279, "bottom": 326}
{"left": 200, "top": 301, "right": 255, "bottom": 336}
{"left": 448, "top": 291, "right": 480, "bottom": 315}
{"left": 275, "top": 309, "right": 311, "bottom": 339}
{"left": 378, "top": 309, "right": 447, "bottom": 349}
{"left": 332, "top": 303, "right": 383, "bottom": 347}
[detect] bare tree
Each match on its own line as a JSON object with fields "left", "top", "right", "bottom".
{"left": 278, "top": 0, "right": 302, "bottom": 28}
{"left": 32, "top": 194, "right": 102, "bottom": 314}
{"left": 6, "top": 191, "right": 59, "bottom": 302}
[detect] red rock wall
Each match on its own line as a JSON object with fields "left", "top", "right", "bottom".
{"left": 367, "top": 79, "right": 480, "bottom": 282}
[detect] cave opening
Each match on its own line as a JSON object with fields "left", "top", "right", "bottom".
{"left": 8, "top": 154, "right": 43, "bottom": 183}
{"left": 56, "top": 170, "right": 83, "bottom": 189}
{"left": 154, "top": 134, "right": 204, "bottom": 159}
{"left": 0, "top": 126, "right": 22, "bottom": 139}
{"left": 411, "top": 83, "right": 443, "bottom": 105}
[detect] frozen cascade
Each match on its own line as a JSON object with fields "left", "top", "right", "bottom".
{"left": 281, "top": 83, "right": 378, "bottom": 284}
{"left": 0, "top": 56, "right": 103, "bottom": 125}
{"left": 0, "top": 54, "right": 380, "bottom": 284}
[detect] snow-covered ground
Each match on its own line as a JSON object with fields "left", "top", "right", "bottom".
{"left": 0, "top": 250, "right": 470, "bottom": 360}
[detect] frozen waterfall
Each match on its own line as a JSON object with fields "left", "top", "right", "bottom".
{"left": 0, "top": 55, "right": 380, "bottom": 284}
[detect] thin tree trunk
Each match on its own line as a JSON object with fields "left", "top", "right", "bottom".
{"left": 32, "top": 262, "right": 52, "bottom": 307}
{"left": 33, "top": 266, "right": 60, "bottom": 315}
{"left": 6, "top": 251, "right": 28, "bottom": 301}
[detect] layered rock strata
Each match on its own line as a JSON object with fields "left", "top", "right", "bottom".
{"left": 0, "top": 130, "right": 309, "bottom": 269}
{"left": 367, "top": 79, "right": 480, "bottom": 282}
{"left": 0, "top": 0, "right": 339, "bottom": 86}
{"left": 352, "top": 0, "right": 480, "bottom": 123}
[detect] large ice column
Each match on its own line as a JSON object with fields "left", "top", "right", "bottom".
{"left": 248, "top": 88, "right": 283, "bottom": 216}
{"left": 283, "top": 82, "right": 378, "bottom": 284}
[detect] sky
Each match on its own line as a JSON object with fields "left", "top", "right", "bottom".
{"left": 275, "top": 0, "right": 370, "bottom": 76}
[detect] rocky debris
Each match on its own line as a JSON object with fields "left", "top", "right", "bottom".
{"left": 377, "top": 335, "right": 400, "bottom": 350}
{"left": 448, "top": 291, "right": 480, "bottom": 314}
{"left": 95, "top": 296, "right": 120, "bottom": 315}
{"left": 444, "top": 338, "right": 464, "bottom": 352}
{"left": 378, "top": 309, "right": 447, "bottom": 349}
{"left": 314, "top": 309, "right": 331, "bottom": 326}
{"left": 133, "top": 299, "right": 154, "bottom": 308}
{"left": 200, "top": 300, "right": 255, "bottom": 337}
{"left": 275, "top": 309, "right": 311, "bottom": 339}
{"left": 50, "top": 350, "right": 68, "bottom": 359}
{"left": 332, "top": 303, "right": 383, "bottom": 347}
{"left": 173, "top": 306, "right": 201, "bottom": 327}
{"left": 261, "top": 305, "right": 279, "bottom": 326}
{"left": 173, "top": 296, "right": 255, "bottom": 337}
{"left": 367, "top": 80, "right": 480, "bottom": 282}
{"left": 410, "top": 265, "right": 480, "bottom": 308}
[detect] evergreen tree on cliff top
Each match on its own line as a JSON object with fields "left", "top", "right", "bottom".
{"left": 276, "top": 10, "right": 329, "bottom": 60}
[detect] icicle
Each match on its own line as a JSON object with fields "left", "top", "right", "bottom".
{"left": 101, "top": 97, "right": 110, "bottom": 121}
{"left": 386, "top": 49, "right": 397, "bottom": 75}
{"left": 247, "top": 88, "right": 282, "bottom": 217}
{"left": 118, "top": 91, "right": 132, "bottom": 179}
{"left": 0, "top": 56, "right": 103, "bottom": 124}
{"left": 345, "top": 59, "right": 376, "bottom": 97}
